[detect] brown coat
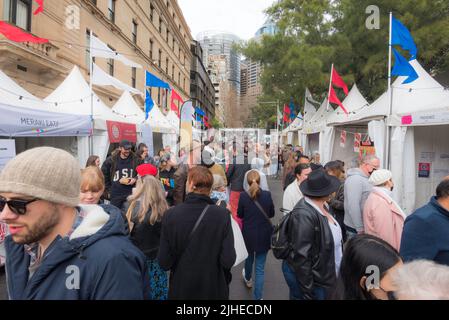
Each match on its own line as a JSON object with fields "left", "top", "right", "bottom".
{"left": 173, "top": 164, "right": 189, "bottom": 205}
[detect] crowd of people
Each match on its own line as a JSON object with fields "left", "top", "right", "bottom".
{"left": 0, "top": 139, "right": 448, "bottom": 300}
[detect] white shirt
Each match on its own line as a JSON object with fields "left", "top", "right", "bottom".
{"left": 283, "top": 180, "right": 304, "bottom": 214}
{"left": 304, "top": 197, "right": 343, "bottom": 275}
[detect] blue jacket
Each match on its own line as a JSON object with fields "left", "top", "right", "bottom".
{"left": 237, "top": 190, "right": 275, "bottom": 253}
{"left": 5, "top": 205, "right": 150, "bottom": 300}
{"left": 400, "top": 197, "right": 449, "bottom": 266}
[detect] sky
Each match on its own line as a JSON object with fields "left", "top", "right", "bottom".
{"left": 177, "top": 0, "right": 276, "bottom": 40}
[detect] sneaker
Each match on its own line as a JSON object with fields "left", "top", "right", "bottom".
{"left": 242, "top": 268, "right": 252, "bottom": 288}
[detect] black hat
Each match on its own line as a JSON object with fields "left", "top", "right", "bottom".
{"left": 300, "top": 168, "right": 340, "bottom": 197}
{"left": 119, "top": 140, "right": 132, "bottom": 150}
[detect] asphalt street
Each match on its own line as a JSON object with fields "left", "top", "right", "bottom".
{"left": 0, "top": 177, "right": 289, "bottom": 300}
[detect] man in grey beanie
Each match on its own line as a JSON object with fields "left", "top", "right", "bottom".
{"left": 0, "top": 147, "right": 149, "bottom": 300}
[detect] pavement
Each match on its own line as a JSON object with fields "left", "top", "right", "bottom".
{"left": 0, "top": 177, "right": 289, "bottom": 300}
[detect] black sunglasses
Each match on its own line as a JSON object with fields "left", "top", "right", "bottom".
{"left": 0, "top": 196, "right": 39, "bottom": 215}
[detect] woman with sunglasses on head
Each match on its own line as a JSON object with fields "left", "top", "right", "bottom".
{"left": 126, "top": 170, "right": 169, "bottom": 300}
{"left": 331, "top": 234, "right": 402, "bottom": 300}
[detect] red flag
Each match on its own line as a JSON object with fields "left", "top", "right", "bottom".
{"left": 34, "top": 0, "right": 44, "bottom": 15}
{"left": 283, "top": 104, "right": 290, "bottom": 122}
{"left": 0, "top": 21, "right": 48, "bottom": 43}
{"left": 332, "top": 68, "right": 349, "bottom": 95}
{"left": 329, "top": 86, "right": 349, "bottom": 115}
{"left": 170, "top": 89, "right": 183, "bottom": 117}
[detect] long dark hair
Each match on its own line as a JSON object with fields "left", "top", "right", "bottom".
{"left": 331, "top": 234, "right": 401, "bottom": 300}
{"left": 85, "top": 155, "right": 99, "bottom": 167}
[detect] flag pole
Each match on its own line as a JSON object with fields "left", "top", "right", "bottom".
{"left": 385, "top": 12, "right": 393, "bottom": 169}
{"left": 89, "top": 29, "right": 94, "bottom": 157}
{"left": 327, "top": 63, "right": 334, "bottom": 111}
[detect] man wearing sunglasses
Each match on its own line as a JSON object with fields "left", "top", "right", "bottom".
{"left": 344, "top": 155, "right": 380, "bottom": 240}
{"left": 0, "top": 147, "right": 149, "bottom": 300}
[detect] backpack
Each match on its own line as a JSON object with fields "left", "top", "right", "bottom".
{"left": 271, "top": 211, "right": 292, "bottom": 260}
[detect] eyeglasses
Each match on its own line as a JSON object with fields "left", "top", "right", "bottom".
{"left": 0, "top": 196, "right": 39, "bottom": 215}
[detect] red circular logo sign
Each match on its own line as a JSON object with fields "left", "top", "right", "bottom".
{"left": 111, "top": 124, "right": 120, "bottom": 140}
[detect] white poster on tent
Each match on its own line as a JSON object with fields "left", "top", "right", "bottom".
{"left": 0, "top": 139, "right": 16, "bottom": 171}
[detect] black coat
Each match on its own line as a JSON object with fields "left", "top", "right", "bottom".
{"left": 237, "top": 191, "right": 275, "bottom": 253}
{"left": 329, "top": 182, "right": 346, "bottom": 241}
{"left": 226, "top": 155, "right": 251, "bottom": 192}
{"left": 286, "top": 198, "right": 337, "bottom": 300}
{"left": 157, "top": 193, "right": 236, "bottom": 300}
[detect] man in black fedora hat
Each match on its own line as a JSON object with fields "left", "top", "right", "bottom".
{"left": 282, "top": 169, "right": 343, "bottom": 300}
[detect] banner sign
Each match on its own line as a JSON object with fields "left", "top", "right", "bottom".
{"left": 401, "top": 111, "right": 449, "bottom": 126}
{"left": 0, "top": 103, "right": 91, "bottom": 137}
{"left": 0, "top": 139, "right": 16, "bottom": 171}
{"left": 418, "top": 162, "right": 431, "bottom": 178}
{"left": 106, "top": 121, "right": 137, "bottom": 143}
{"left": 340, "top": 130, "right": 346, "bottom": 148}
{"left": 354, "top": 133, "right": 362, "bottom": 153}
{"left": 359, "top": 136, "right": 376, "bottom": 158}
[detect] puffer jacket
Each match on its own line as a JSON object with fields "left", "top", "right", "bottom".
{"left": 286, "top": 198, "right": 337, "bottom": 300}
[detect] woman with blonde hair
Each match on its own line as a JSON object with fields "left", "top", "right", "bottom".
{"left": 80, "top": 166, "right": 105, "bottom": 205}
{"left": 237, "top": 170, "right": 275, "bottom": 300}
{"left": 126, "top": 175, "right": 169, "bottom": 300}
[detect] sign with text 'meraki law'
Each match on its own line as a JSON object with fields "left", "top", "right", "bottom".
{"left": 106, "top": 121, "right": 137, "bottom": 143}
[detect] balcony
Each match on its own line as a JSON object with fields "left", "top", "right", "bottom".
{"left": 0, "top": 38, "right": 66, "bottom": 79}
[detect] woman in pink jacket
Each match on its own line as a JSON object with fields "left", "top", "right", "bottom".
{"left": 363, "top": 169, "right": 406, "bottom": 251}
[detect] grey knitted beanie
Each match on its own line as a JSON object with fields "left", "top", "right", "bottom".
{"left": 0, "top": 147, "right": 81, "bottom": 206}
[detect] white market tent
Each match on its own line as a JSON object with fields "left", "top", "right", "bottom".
{"left": 44, "top": 66, "right": 135, "bottom": 166}
{"left": 112, "top": 90, "right": 146, "bottom": 124}
{"left": 145, "top": 103, "right": 176, "bottom": 134}
{"left": 166, "top": 110, "right": 180, "bottom": 131}
{"left": 0, "top": 70, "right": 91, "bottom": 157}
{"left": 326, "top": 84, "right": 371, "bottom": 168}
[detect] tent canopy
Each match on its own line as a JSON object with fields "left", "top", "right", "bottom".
{"left": 165, "top": 110, "right": 180, "bottom": 130}
{"left": 302, "top": 98, "right": 333, "bottom": 134}
{"left": 327, "top": 84, "right": 369, "bottom": 126}
{"left": 112, "top": 90, "right": 146, "bottom": 124}
{"left": 44, "top": 66, "right": 133, "bottom": 129}
{"left": 145, "top": 103, "right": 176, "bottom": 134}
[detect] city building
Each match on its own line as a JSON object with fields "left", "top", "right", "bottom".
{"left": 240, "top": 18, "right": 277, "bottom": 126}
{"left": 190, "top": 40, "right": 215, "bottom": 120}
{"left": 0, "top": 0, "right": 192, "bottom": 112}
{"left": 197, "top": 31, "right": 242, "bottom": 127}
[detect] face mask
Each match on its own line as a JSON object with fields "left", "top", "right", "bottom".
{"left": 211, "top": 191, "right": 228, "bottom": 203}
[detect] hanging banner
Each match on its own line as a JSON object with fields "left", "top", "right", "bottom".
{"left": 418, "top": 163, "right": 431, "bottom": 178}
{"left": 141, "top": 123, "right": 154, "bottom": 157}
{"left": 340, "top": 130, "right": 346, "bottom": 148}
{"left": 354, "top": 133, "right": 362, "bottom": 153}
{"left": 359, "top": 136, "right": 376, "bottom": 158}
{"left": 106, "top": 121, "right": 137, "bottom": 143}
{"left": 0, "top": 103, "right": 91, "bottom": 137}
{"left": 180, "top": 100, "right": 195, "bottom": 159}
{"left": 0, "top": 139, "right": 16, "bottom": 171}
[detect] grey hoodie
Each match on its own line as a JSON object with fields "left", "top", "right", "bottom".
{"left": 343, "top": 168, "right": 373, "bottom": 232}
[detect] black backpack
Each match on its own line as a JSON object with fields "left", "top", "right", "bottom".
{"left": 271, "top": 211, "right": 292, "bottom": 260}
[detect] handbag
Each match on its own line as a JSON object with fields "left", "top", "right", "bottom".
{"left": 231, "top": 215, "right": 248, "bottom": 267}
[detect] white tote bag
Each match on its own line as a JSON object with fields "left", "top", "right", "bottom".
{"left": 231, "top": 216, "right": 248, "bottom": 267}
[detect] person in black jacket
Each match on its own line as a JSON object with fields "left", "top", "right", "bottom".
{"left": 325, "top": 160, "right": 347, "bottom": 242}
{"left": 101, "top": 140, "right": 143, "bottom": 210}
{"left": 238, "top": 170, "right": 275, "bottom": 300}
{"left": 282, "top": 169, "right": 343, "bottom": 300}
{"left": 158, "top": 166, "right": 236, "bottom": 300}
{"left": 226, "top": 154, "right": 251, "bottom": 229}
{"left": 159, "top": 154, "right": 176, "bottom": 206}
{"left": 126, "top": 174, "right": 169, "bottom": 300}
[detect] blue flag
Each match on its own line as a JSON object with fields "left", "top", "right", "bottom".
{"left": 392, "top": 16, "right": 418, "bottom": 60}
{"left": 145, "top": 89, "right": 154, "bottom": 120}
{"left": 392, "top": 48, "right": 419, "bottom": 84}
{"left": 289, "top": 99, "right": 296, "bottom": 120}
{"left": 145, "top": 70, "right": 170, "bottom": 89}
{"left": 195, "top": 107, "right": 205, "bottom": 116}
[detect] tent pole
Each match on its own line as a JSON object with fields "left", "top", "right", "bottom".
{"left": 385, "top": 12, "right": 393, "bottom": 169}
{"left": 327, "top": 64, "right": 334, "bottom": 112}
{"left": 89, "top": 29, "right": 94, "bottom": 157}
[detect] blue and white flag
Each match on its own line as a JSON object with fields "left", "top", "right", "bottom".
{"left": 392, "top": 48, "right": 418, "bottom": 84}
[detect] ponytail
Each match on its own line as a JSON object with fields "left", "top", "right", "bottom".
{"left": 247, "top": 170, "right": 261, "bottom": 200}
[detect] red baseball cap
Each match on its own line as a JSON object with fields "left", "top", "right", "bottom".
{"left": 136, "top": 164, "right": 158, "bottom": 177}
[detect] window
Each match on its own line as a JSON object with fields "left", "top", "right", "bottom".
{"left": 158, "top": 50, "right": 162, "bottom": 68}
{"left": 85, "top": 29, "right": 96, "bottom": 69}
{"left": 172, "top": 65, "right": 175, "bottom": 80}
{"left": 4, "top": 0, "right": 32, "bottom": 31}
{"left": 158, "top": 88, "right": 161, "bottom": 105}
{"left": 178, "top": 72, "right": 181, "bottom": 84}
{"left": 166, "top": 29, "right": 169, "bottom": 43}
{"left": 172, "top": 38, "right": 175, "bottom": 50}
{"left": 166, "top": 58, "right": 169, "bottom": 74}
{"left": 91, "top": 0, "right": 97, "bottom": 5}
{"left": 107, "top": 45, "right": 115, "bottom": 76}
{"left": 159, "top": 18, "right": 162, "bottom": 33}
{"left": 108, "top": 0, "right": 115, "bottom": 22}
{"left": 149, "top": 39, "right": 153, "bottom": 60}
{"left": 132, "top": 20, "right": 138, "bottom": 44}
{"left": 183, "top": 77, "right": 186, "bottom": 91}
{"left": 150, "top": 4, "right": 154, "bottom": 22}
{"left": 132, "top": 67, "right": 137, "bottom": 88}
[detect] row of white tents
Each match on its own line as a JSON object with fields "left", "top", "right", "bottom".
{"left": 282, "top": 59, "right": 449, "bottom": 214}
{"left": 0, "top": 66, "right": 180, "bottom": 167}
